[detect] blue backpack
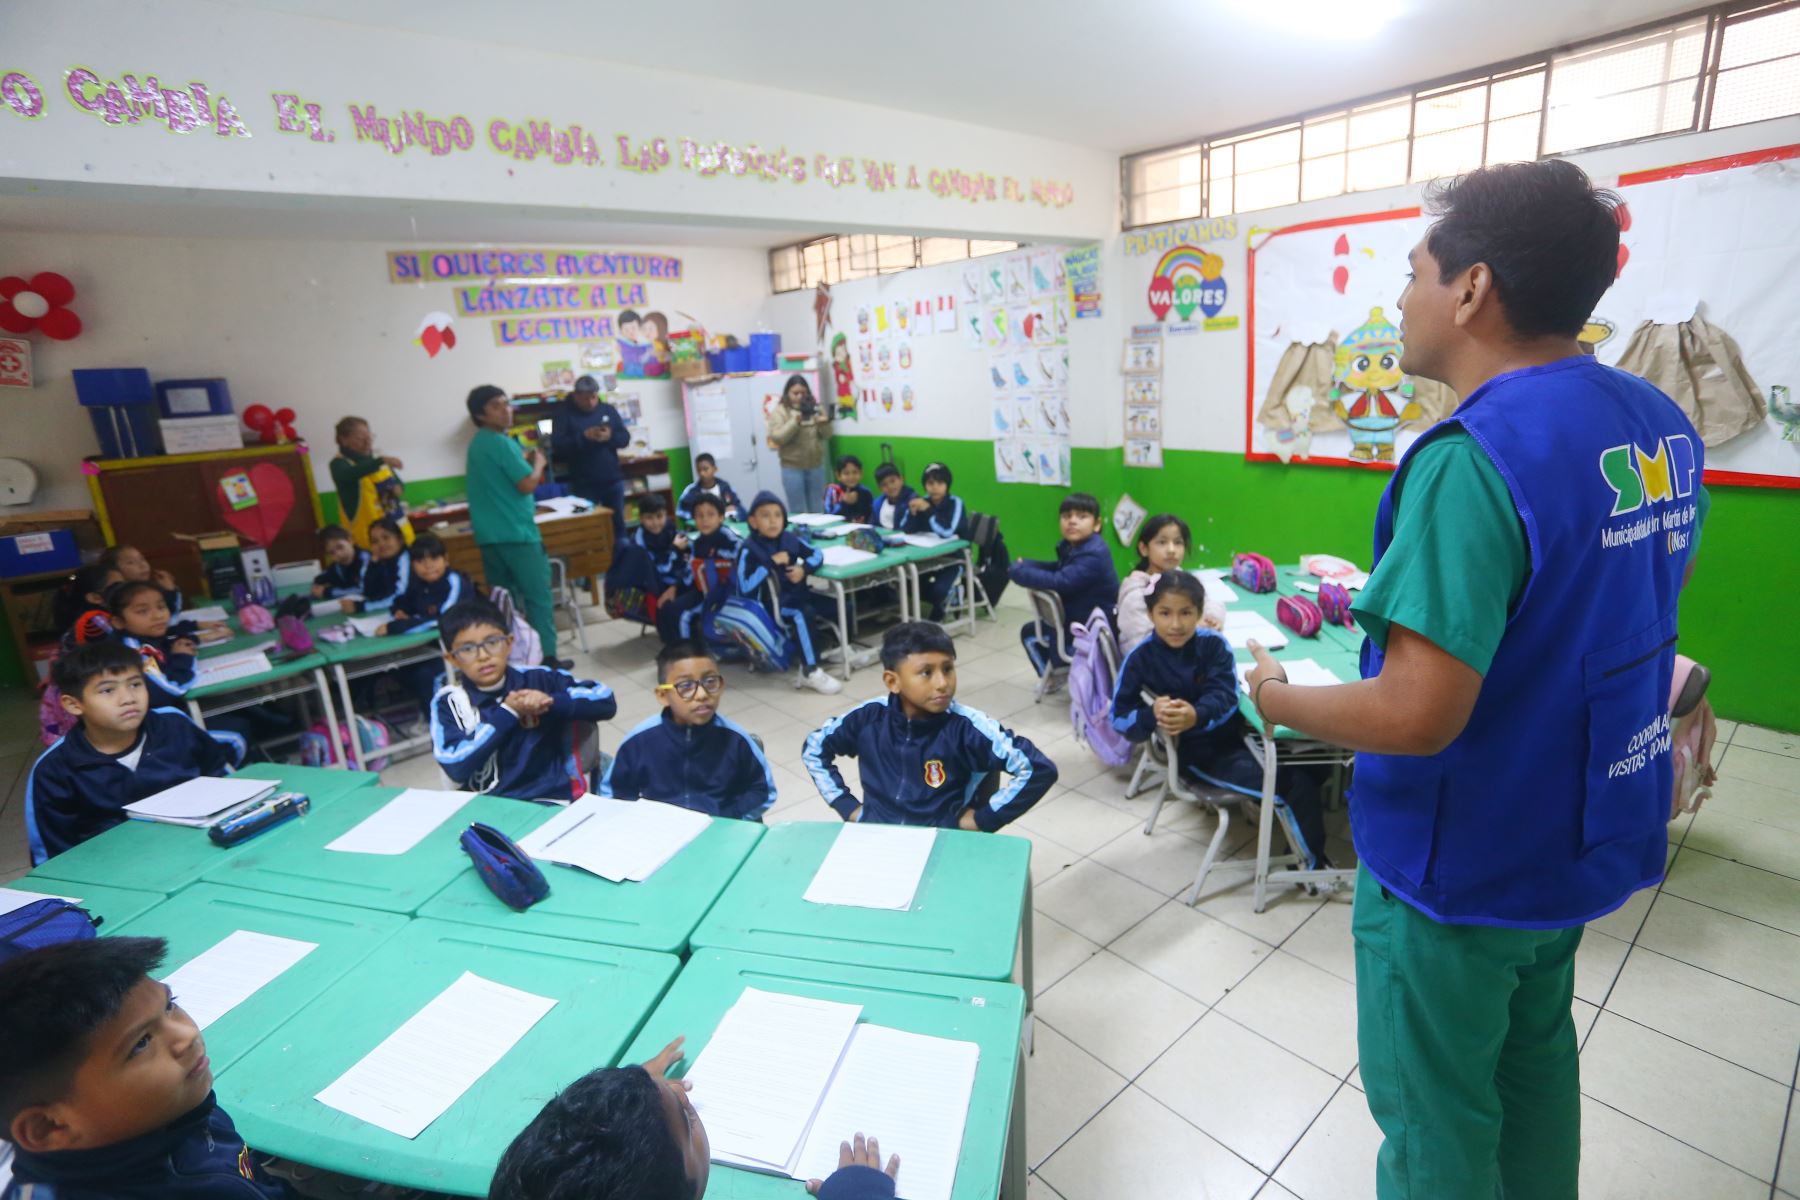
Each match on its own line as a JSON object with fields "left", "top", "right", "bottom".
{"left": 1068, "top": 608, "right": 1135, "bottom": 768}
{"left": 1, "top": 898, "right": 99, "bottom": 964}
{"left": 702, "top": 592, "right": 794, "bottom": 672}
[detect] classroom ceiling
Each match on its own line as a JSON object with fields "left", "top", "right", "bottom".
{"left": 242, "top": 0, "right": 1703, "bottom": 152}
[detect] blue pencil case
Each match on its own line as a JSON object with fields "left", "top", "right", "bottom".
{"left": 460, "top": 821, "right": 550, "bottom": 911}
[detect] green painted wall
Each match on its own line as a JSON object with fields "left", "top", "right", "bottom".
{"left": 832, "top": 435, "right": 1800, "bottom": 732}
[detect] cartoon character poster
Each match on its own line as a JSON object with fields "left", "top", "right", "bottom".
{"left": 615, "top": 309, "right": 670, "bottom": 379}
{"left": 830, "top": 332, "right": 856, "bottom": 421}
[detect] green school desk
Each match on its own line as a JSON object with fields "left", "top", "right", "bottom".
{"left": 419, "top": 809, "right": 764, "bottom": 954}
{"left": 9, "top": 877, "right": 165, "bottom": 928}
{"left": 690, "top": 821, "right": 1031, "bottom": 986}
{"left": 214, "top": 918, "right": 680, "bottom": 1196}
{"left": 200, "top": 788, "right": 543, "bottom": 914}
{"left": 620, "top": 948, "right": 1028, "bottom": 1200}
{"left": 314, "top": 619, "right": 446, "bottom": 770}
{"left": 25, "top": 767, "right": 378, "bottom": 894}
{"left": 107, "top": 883, "right": 407, "bottom": 1073}
{"left": 811, "top": 541, "right": 918, "bottom": 678}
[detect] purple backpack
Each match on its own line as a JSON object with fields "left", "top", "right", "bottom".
{"left": 1068, "top": 608, "right": 1134, "bottom": 768}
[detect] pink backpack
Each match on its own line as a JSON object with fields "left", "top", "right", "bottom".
{"left": 237, "top": 604, "right": 274, "bottom": 634}
{"left": 1232, "top": 552, "right": 1277, "bottom": 594}
{"left": 1276, "top": 594, "right": 1323, "bottom": 638}
{"left": 1068, "top": 608, "right": 1135, "bottom": 768}
{"left": 484, "top": 585, "right": 543, "bottom": 668}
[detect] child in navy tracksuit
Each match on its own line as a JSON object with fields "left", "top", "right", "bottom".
{"left": 108, "top": 580, "right": 200, "bottom": 710}
{"left": 431, "top": 600, "right": 617, "bottom": 802}
{"left": 379, "top": 532, "right": 471, "bottom": 712}
{"left": 824, "top": 455, "right": 875, "bottom": 523}
{"left": 633, "top": 495, "right": 695, "bottom": 644}
{"left": 1009, "top": 492, "right": 1120, "bottom": 676}
{"left": 0, "top": 939, "right": 298, "bottom": 1200}
{"left": 804, "top": 621, "right": 1056, "bottom": 829}
{"left": 602, "top": 641, "right": 777, "bottom": 820}
{"left": 869, "top": 463, "right": 917, "bottom": 532}
{"left": 352, "top": 516, "right": 410, "bottom": 614}
{"left": 659, "top": 492, "right": 738, "bottom": 644}
{"left": 25, "top": 641, "right": 241, "bottom": 864}
{"left": 675, "top": 452, "right": 743, "bottom": 522}
{"left": 310, "top": 523, "right": 370, "bottom": 607}
{"left": 736, "top": 490, "right": 843, "bottom": 695}
{"left": 1110, "top": 572, "right": 1328, "bottom": 867}
{"left": 905, "top": 461, "right": 968, "bottom": 622}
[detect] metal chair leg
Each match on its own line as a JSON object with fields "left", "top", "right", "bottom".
{"left": 1184, "top": 807, "right": 1233, "bottom": 906}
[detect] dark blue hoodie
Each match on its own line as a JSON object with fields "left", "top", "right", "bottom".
{"left": 312, "top": 548, "right": 370, "bottom": 598}
{"left": 904, "top": 493, "right": 966, "bottom": 539}
{"left": 633, "top": 521, "right": 690, "bottom": 590}
{"left": 1008, "top": 534, "right": 1119, "bottom": 628}
{"left": 1, "top": 1093, "right": 294, "bottom": 1200}
{"left": 385, "top": 567, "right": 473, "bottom": 635}
{"left": 871, "top": 484, "right": 917, "bottom": 532}
{"left": 353, "top": 548, "right": 409, "bottom": 614}
{"left": 735, "top": 491, "right": 822, "bottom": 605}
{"left": 825, "top": 481, "right": 875, "bottom": 524}
{"left": 1109, "top": 629, "right": 1244, "bottom": 757}
{"left": 601, "top": 709, "right": 777, "bottom": 820}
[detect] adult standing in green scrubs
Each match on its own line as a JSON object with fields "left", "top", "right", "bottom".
{"left": 464, "top": 385, "right": 567, "bottom": 668}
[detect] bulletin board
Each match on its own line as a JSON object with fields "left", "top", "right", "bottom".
{"left": 1246, "top": 144, "right": 1800, "bottom": 488}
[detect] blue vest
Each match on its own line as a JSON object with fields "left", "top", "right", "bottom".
{"left": 1353, "top": 356, "right": 1702, "bottom": 929}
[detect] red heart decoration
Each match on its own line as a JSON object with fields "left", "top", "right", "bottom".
{"left": 1616, "top": 244, "right": 1630, "bottom": 279}
{"left": 1333, "top": 234, "right": 1350, "bottom": 255}
{"left": 440, "top": 326, "right": 456, "bottom": 349}
{"left": 1332, "top": 265, "right": 1350, "bottom": 294}
{"left": 419, "top": 325, "right": 443, "bottom": 357}
{"left": 218, "top": 463, "right": 298, "bottom": 547}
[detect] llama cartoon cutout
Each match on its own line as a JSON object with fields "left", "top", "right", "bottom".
{"left": 1331, "top": 307, "right": 1420, "bottom": 462}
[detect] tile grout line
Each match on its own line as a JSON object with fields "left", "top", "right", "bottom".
{"left": 1582, "top": 1091, "right": 1775, "bottom": 1191}
{"left": 1766, "top": 1041, "right": 1799, "bottom": 1200}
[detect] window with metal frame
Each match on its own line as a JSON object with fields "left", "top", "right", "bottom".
{"left": 768, "top": 235, "right": 1021, "bottom": 294}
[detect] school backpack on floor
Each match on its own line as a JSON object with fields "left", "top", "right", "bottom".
{"left": 1068, "top": 607, "right": 1134, "bottom": 768}
{"left": 298, "top": 714, "right": 393, "bottom": 771}
{"left": 603, "top": 540, "right": 661, "bottom": 626}
{"left": 968, "top": 511, "right": 1011, "bottom": 610}
{"left": 484, "top": 585, "right": 543, "bottom": 667}
{"left": 702, "top": 594, "right": 794, "bottom": 673}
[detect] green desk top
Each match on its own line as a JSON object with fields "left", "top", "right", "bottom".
{"left": 419, "top": 810, "right": 764, "bottom": 954}
{"left": 690, "top": 822, "right": 1028, "bottom": 982}
{"left": 813, "top": 543, "right": 916, "bottom": 582}
{"left": 234, "top": 762, "right": 385, "bottom": 802}
{"left": 311, "top": 612, "right": 443, "bottom": 665}
{"left": 108, "top": 883, "right": 407, "bottom": 1073}
{"left": 200, "top": 788, "right": 544, "bottom": 914}
{"left": 10, "top": 877, "right": 165, "bottom": 928}
{"left": 215, "top": 918, "right": 680, "bottom": 1196}
{"left": 621, "top": 948, "right": 1024, "bottom": 1200}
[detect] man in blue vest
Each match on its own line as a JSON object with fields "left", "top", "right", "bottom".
{"left": 1244, "top": 159, "right": 1708, "bottom": 1198}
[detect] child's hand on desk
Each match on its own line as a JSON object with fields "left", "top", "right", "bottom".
{"left": 785, "top": 564, "right": 805, "bottom": 584}
{"left": 202, "top": 621, "right": 231, "bottom": 638}
{"left": 957, "top": 808, "right": 980, "bottom": 831}
{"left": 807, "top": 1132, "right": 899, "bottom": 1196}
{"left": 375, "top": 623, "right": 391, "bottom": 637}
{"left": 340, "top": 599, "right": 358, "bottom": 614}
{"left": 908, "top": 497, "right": 930, "bottom": 514}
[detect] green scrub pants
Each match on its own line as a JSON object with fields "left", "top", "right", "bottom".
{"left": 1353, "top": 864, "right": 1583, "bottom": 1200}
{"left": 478, "top": 540, "right": 558, "bottom": 660}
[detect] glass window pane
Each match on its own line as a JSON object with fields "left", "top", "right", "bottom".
{"left": 1710, "top": 55, "right": 1800, "bottom": 127}
{"left": 1414, "top": 84, "right": 1486, "bottom": 135}
{"left": 1349, "top": 99, "right": 1411, "bottom": 148}
{"left": 1347, "top": 140, "right": 1409, "bottom": 192}
{"left": 1234, "top": 163, "right": 1300, "bottom": 212}
{"left": 1136, "top": 187, "right": 1199, "bottom": 225}
{"left": 1302, "top": 153, "right": 1346, "bottom": 200}
{"left": 1484, "top": 112, "right": 1541, "bottom": 163}
{"left": 1489, "top": 69, "right": 1546, "bottom": 118}
{"left": 1720, "top": 6, "right": 1800, "bottom": 69}
{"left": 969, "top": 241, "right": 1018, "bottom": 259}
{"left": 1411, "top": 125, "right": 1486, "bottom": 182}
{"left": 1304, "top": 116, "right": 1347, "bottom": 157}
{"left": 919, "top": 238, "right": 968, "bottom": 266}
{"left": 1131, "top": 147, "right": 1201, "bottom": 193}
{"left": 1544, "top": 19, "right": 1704, "bottom": 152}
{"left": 1232, "top": 128, "right": 1301, "bottom": 173}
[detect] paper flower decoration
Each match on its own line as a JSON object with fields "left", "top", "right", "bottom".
{"left": 415, "top": 311, "right": 457, "bottom": 357}
{"left": 0, "top": 272, "right": 81, "bottom": 340}
{"left": 242, "top": 404, "right": 299, "bottom": 445}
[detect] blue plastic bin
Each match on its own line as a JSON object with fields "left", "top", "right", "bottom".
{"left": 723, "top": 346, "right": 752, "bottom": 373}
{"left": 748, "top": 332, "right": 782, "bottom": 371}
{"left": 73, "top": 368, "right": 160, "bottom": 458}
{"left": 0, "top": 529, "right": 81, "bottom": 579}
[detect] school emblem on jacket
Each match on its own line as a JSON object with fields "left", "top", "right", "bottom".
{"left": 923, "top": 759, "right": 946, "bottom": 788}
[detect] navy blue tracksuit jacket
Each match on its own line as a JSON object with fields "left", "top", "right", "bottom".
{"left": 354, "top": 549, "right": 410, "bottom": 613}
{"left": 802, "top": 693, "right": 1056, "bottom": 830}
{"left": 1009, "top": 534, "right": 1119, "bottom": 627}
{"left": 871, "top": 486, "right": 917, "bottom": 531}
{"left": 386, "top": 568, "right": 473, "bottom": 635}
{"left": 431, "top": 665, "right": 617, "bottom": 801}
{"left": 634, "top": 524, "right": 690, "bottom": 590}
{"left": 313, "top": 549, "right": 371, "bottom": 597}
{"left": 602, "top": 709, "right": 778, "bottom": 820}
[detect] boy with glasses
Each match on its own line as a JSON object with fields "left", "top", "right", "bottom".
{"left": 601, "top": 641, "right": 779, "bottom": 821}
{"left": 430, "top": 600, "right": 617, "bottom": 802}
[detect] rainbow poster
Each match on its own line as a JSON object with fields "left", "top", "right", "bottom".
{"left": 1146, "top": 244, "right": 1229, "bottom": 324}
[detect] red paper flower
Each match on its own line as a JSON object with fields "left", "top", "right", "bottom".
{"left": 0, "top": 272, "right": 81, "bottom": 340}
{"left": 243, "top": 404, "right": 299, "bottom": 445}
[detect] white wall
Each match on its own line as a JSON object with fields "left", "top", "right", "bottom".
{"left": 3, "top": 0, "right": 1118, "bottom": 242}
{"left": 0, "top": 229, "right": 771, "bottom": 510}
{"left": 1115, "top": 117, "right": 1800, "bottom": 456}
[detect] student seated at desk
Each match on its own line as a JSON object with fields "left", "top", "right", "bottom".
{"left": 489, "top": 1036, "right": 900, "bottom": 1200}
{"left": 108, "top": 581, "right": 200, "bottom": 710}
{"left": 803, "top": 621, "right": 1055, "bottom": 830}
{"left": 905, "top": 461, "right": 968, "bottom": 622}
{"left": 657, "top": 493, "right": 739, "bottom": 645}
{"left": 1116, "top": 514, "right": 1225, "bottom": 652}
{"left": 349, "top": 516, "right": 409, "bottom": 615}
{"left": 380, "top": 532, "right": 472, "bottom": 712}
{"left": 51, "top": 563, "right": 123, "bottom": 641}
{"left": 676, "top": 452, "right": 743, "bottom": 523}
{"left": 602, "top": 641, "right": 777, "bottom": 820}
{"left": 1110, "top": 572, "right": 1329, "bottom": 868}
{"left": 0, "top": 937, "right": 297, "bottom": 1200}
{"left": 868, "top": 464, "right": 916, "bottom": 533}
{"left": 101, "top": 544, "right": 183, "bottom": 619}
{"left": 736, "top": 491, "right": 843, "bottom": 696}
{"left": 25, "top": 641, "right": 241, "bottom": 865}
{"left": 633, "top": 495, "right": 692, "bottom": 644}
{"left": 824, "top": 455, "right": 874, "bottom": 524}
{"left": 1008, "top": 491, "right": 1119, "bottom": 678}
{"left": 309, "top": 524, "right": 369, "bottom": 608}
{"left": 431, "top": 599, "right": 617, "bottom": 802}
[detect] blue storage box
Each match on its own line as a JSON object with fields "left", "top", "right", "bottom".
{"left": 723, "top": 346, "right": 752, "bottom": 372}
{"left": 706, "top": 349, "right": 728, "bottom": 373}
{"left": 155, "top": 377, "right": 234, "bottom": 418}
{"left": 73, "top": 368, "right": 160, "bottom": 458}
{"left": 748, "top": 332, "right": 782, "bottom": 371}
{"left": 0, "top": 529, "right": 81, "bottom": 579}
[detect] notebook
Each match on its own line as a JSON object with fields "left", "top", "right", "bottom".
{"left": 899, "top": 532, "right": 951, "bottom": 548}
{"left": 517, "top": 796, "right": 710, "bottom": 883}
{"left": 1221, "top": 609, "right": 1287, "bottom": 651}
{"left": 124, "top": 777, "right": 276, "bottom": 826}
{"left": 194, "top": 650, "right": 274, "bottom": 688}
{"left": 803, "top": 825, "right": 936, "bottom": 910}
{"left": 820, "top": 544, "right": 878, "bottom": 568}
{"left": 1235, "top": 656, "right": 1345, "bottom": 693}
{"left": 182, "top": 605, "right": 231, "bottom": 624}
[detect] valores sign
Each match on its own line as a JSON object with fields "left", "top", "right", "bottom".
{"left": 1146, "top": 245, "right": 1227, "bottom": 322}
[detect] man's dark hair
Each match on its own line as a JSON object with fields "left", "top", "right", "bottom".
{"left": 874, "top": 463, "right": 900, "bottom": 483}
{"left": 107, "top": 581, "right": 164, "bottom": 616}
{"left": 318, "top": 524, "right": 352, "bottom": 545}
{"left": 836, "top": 455, "right": 862, "bottom": 472}
{"left": 50, "top": 638, "right": 144, "bottom": 698}
{"left": 487, "top": 1065, "right": 693, "bottom": 1200}
{"left": 638, "top": 494, "right": 669, "bottom": 517}
{"left": 0, "top": 937, "right": 169, "bottom": 1130}
{"left": 693, "top": 453, "right": 715, "bottom": 468}
{"left": 1423, "top": 159, "right": 1622, "bottom": 338}
{"left": 1146, "top": 569, "right": 1207, "bottom": 613}
{"left": 881, "top": 619, "right": 956, "bottom": 671}
{"left": 466, "top": 384, "right": 507, "bottom": 427}
{"left": 410, "top": 532, "right": 447, "bottom": 560}
{"left": 1059, "top": 492, "right": 1100, "bottom": 518}
{"left": 439, "top": 599, "right": 510, "bottom": 650}
{"left": 656, "top": 639, "right": 718, "bottom": 683}
{"left": 689, "top": 493, "right": 724, "bottom": 518}
{"left": 921, "top": 462, "right": 953, "bottom": 488}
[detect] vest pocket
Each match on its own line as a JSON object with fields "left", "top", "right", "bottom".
{"left": 1354, "top": 753, "right": 1442, "bottom": 889}
{"left": 1580, "top": 617, "right": 1678, "bottom": 855}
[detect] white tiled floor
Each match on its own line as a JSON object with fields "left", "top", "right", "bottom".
{"left": 2, "top": 587, "right": 1797, "bottom": 1199}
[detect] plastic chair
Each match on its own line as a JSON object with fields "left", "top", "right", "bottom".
{"left": 548, "top": 556, "right": 591, "bottom": 654}
{"left": 963, "top": 511, "right": 1004, "bottom": 623}
{"left": 1123, "top": 687, "right": 1254, "bottom": 903}
{"left": 1026, "top": 589, "right": 1071, "bottom": 702}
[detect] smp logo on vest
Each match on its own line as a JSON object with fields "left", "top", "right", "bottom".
{"left": 1598, "top": 434, "right": 1699, "bottom": 554}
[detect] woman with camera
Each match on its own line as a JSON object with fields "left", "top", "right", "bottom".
{"left": 765, "top": 373, "right": 834, "bottom": 513}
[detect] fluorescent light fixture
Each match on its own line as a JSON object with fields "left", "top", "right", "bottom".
{"left": 1232, "top": 0, "right": 1402, "bottom": 36}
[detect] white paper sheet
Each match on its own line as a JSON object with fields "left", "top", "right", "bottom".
{"left": 899, "top": 532, "right": 951, "bottom": 548}
{"left": 347, "top": 614, "right": 390, "bottom": 638}
{"left": 535, "top": 495, "right": 591, "bottom": 516}
{"left": 787, "top": 512, "right": 843, "bottom": 527}
{"left": 183, "top": 605, "right": 231, "bottom": 624}
{"left": 1192, "top": 569, "right": 1240, "bottom": 603}
{"left": 1221, "top": 610, "right": 1288, "bottom": 651}
{"left": 686, "top": 988, "right": 864, "bottom": 1172}
{"left": 804, "top": 825, "right": 937, "bottom": 911}
{"left": 311, "top": 600, "right": 346, "bottom": 619}
{"left": 314, "top": 972, "right": 556, "bottom": 1139}
{"left": 125, "top": 777, "right": 275, "bottom": 825}
{"left": 795, "top": 1025, "right": 979, "bottom": 1200}
{"left": 820, "top": 545, "right": 877, "bottom": 567}
{"left": 325, "top": 789, "right": 475, "bottom": 855}
{"left": 0, "top": 886, "right": 81, "bottom": 915}
{"left": 194, "top": 652, "right": 274, "bottom": 688}
{"left": 517, "top": 796, "right": 710, "bottom": 883}
{"left": 161, "top": 930, "right": 318, "bottom": 1029}
{"left": 1236, "top": 656, "right": 1345, "bottom": 693}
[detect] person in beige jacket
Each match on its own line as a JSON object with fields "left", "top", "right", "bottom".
{"left": 766, "top": 374, "right": 834, "bottom": 513}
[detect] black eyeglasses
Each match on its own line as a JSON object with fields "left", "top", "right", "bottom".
{"left": 450, "top": 634, "right": 511, "bottom": 661}
{"left": 657, "top": 674, "right": 725, "bottom": 699}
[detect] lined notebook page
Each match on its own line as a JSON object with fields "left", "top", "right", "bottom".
{"left": 794, "top": 1024, "right": 979, "bottom": 1200}
{"left": 315, "top": 972, "right": 556, "bottom": 1139}
{"left": 161, "top": 930, "right": 318, "bottom": 1029}
{"left": 518, "top": 796, "right": 710, "bottom": 883}
{"left": 686, "top": 988, "right": 863, "bottom": 1172}
{"left": 125, "top": 777, "right": 274, "bottom": 824}
{"left": 325, "top": 789, "right": 474, "bottom": 855}
{"left": 804, "top": 825, "right": 937, "bottom": 911}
